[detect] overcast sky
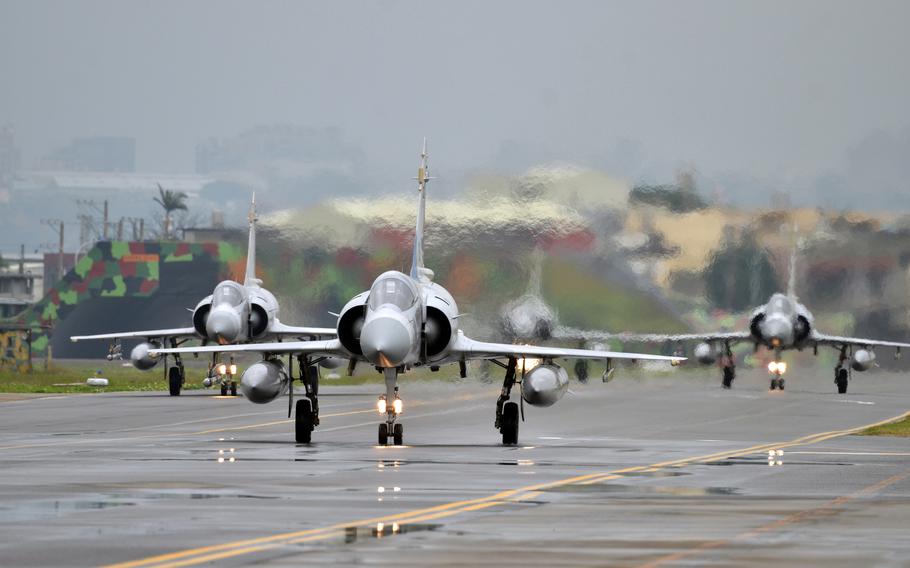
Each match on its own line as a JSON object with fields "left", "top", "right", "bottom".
{"left": 2, "top": 0, "right": 909, "bottom": 208}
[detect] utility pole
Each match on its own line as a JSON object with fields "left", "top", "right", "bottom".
{"left": 103, "top": 200, "right": 109, "bottom": 240}
{"left": 117, "top": 218, "right": 124, "bottom": 240}
{"left": 41, "top": 219, "right": 65, "bottom": 283}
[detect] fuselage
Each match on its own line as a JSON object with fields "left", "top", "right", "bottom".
{"left": 750, "top": 293, "right": 814, "bottom": 350}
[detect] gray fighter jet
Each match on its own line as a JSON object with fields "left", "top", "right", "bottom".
{"left": 555, "top": 253, "right": 910, "bottom": 393}
{"left": 70, "top": 195, "right": 336, "bottom": 396}
{"left": 149, "top": 141, "right": 684, "bottom": 446}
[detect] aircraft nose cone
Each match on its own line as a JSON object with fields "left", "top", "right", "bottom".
{"left": 206, "top": 310, "right": 242, "bottom": 344}
{"left": 360, "top": 314, "right": 412, "bottom": 367}
{"left": 763, "top": 318, "right": 794, "bottom": 348}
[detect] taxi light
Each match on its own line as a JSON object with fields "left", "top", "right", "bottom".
{"left": 229, "top": 364, "right": 237, "bottom": 375}
{"left": 767, "top": 361, "right": 777, "bottom": 373}
{"left": 777, "top": 362, "right": 787, "bottom": 374}
{"left": 377, "top": 398, "right": 387, "bottom": 414}
{"left": 217, "top": 363, "right": 227, "bottom": 375}
{"left": 393, "top": 398, "right": 403, "bottom": 414}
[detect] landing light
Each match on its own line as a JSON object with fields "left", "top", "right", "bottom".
{"left": 377, "top": 398, "right": 387, "bottom": 414}
{"left": 229, "top": 364, "right": 237, "bottom": 375}
{"left": 217, "top": 363, "right": 227, "bottom": 375}
{"left": 767, "top": 361, "right": 788, "bottom": 374}
{"left": 393, "top": 398, "right": 403, "bottom": 414}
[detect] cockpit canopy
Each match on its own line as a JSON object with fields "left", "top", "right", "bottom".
{"left": 213, "top": 281, "right": 246, "bottom": 308}
{"left": 767, "top": 293, "right": 795, "bottom": 317}
{"left": 368, "top": 272, "right": 418, "bottom": 311}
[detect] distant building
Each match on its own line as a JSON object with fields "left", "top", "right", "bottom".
{"left": 41, "top": 136, "right": 136, "bottom": 172}
{"left": 0, "top": 253, "right": 42, "bottom": 319}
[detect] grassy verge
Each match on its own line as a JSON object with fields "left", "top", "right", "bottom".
{"left": 857, "top": 414, "right": 910, "bottom": 437}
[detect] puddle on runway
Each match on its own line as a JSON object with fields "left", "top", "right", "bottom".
{"left": 0, "top": 492, "right": 280, "bottom": 522}
{"left": 542, "top": 484, "right": 740, "bottom": 496}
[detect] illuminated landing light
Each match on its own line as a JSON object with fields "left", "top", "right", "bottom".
{"left": 767, "top": 361, "right": 788, "bottom": 374}
{"left": 229, "top": 364, "right": 237, "bottom": 375}
{"left": 393, "top": 398, "right": 403, "bottom": 415}
{"left": 377, "top": 486, "right": 386, "bottom": 494}
{"left": 377, "top": 398, "right": 387, "bottom": 414}
{"left": 217, "top": 364, "right": 227, "bottom": 375}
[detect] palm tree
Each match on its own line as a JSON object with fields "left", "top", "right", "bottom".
{"left": 153, "top": 184, "right": 188, "bottom": 239}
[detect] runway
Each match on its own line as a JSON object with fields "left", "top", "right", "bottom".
{"left": 1, "top": 366, "right": 909, "bottom": 567}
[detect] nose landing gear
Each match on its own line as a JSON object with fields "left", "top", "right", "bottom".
{"left": 378, "top": 368, "right": 404, "bottom": 446}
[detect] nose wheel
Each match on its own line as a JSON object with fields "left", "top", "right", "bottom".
{"left": 378, "top": 368, "right": 404, "bottom": 446}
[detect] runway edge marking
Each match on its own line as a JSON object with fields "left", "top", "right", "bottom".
{"left": 101, "top": 410, "right": 910, "bottom": 568}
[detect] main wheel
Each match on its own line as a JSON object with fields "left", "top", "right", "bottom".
{"left": 770, "top": 378, "right": 778, "bottom": 390}
{"left": 501, "top": 401, "right": 519, "bottom": 445}
{"left": 722, "top": 367, "right": 735, "bottom": 389}
{"left": 229, "top": 381, "right": 237, "bottom": 396}
{"left": 393, "top": 423, "right": 404, "bottom": 446}
{"left": 220, "top": 383, "right": 228, "bottom": 396}
{"left": 168, "top": 366, "right": 182, "bottom": 396}
{"left": 836, "top": 368, "right": 848, "bottom": 394}
{"left": 295, "top": 399, "right": 314, "bottom": 443}
{"left": 378, "top": 423, "right": 389, "bottom": 445}
{"left": 778, "top": 378, "right": 785, "bottom": 391}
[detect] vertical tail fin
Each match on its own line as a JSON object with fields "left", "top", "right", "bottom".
{"left": 244, "top": 193, "right": 260, "bottom": 287}
{"left": 410, "top": 139, "right": 432, "bottom": 282}
{"left": 787, "top": 223, "right": 798, "bottom": 299}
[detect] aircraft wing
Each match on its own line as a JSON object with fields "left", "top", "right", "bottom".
{"left": 553, "top": 326, "right": 752, "bottom": 344}
{"left": 269, "top": 322, "right": 337, "bottom": 337}
{"left": 811, "top": 333, "right": 910, "bottom": 350}
{"left": 450, "top": 333, "right": 686, "bottom": 363}
{"left": 148, "top": 338, "right": 347, "bottom": 357}
{"left": 70, "top": 327, "right": 198, "bottom": 342}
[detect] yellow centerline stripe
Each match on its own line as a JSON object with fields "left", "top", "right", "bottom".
{"left": 103, "top": 410, "right": 910, "bottom": 568}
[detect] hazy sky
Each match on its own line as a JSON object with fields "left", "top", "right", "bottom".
{"left": 2, "top": 0, "right": 909, "bottom": 207}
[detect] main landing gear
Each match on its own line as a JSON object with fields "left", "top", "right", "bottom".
{"left": 835, "top": 346, "right": 849, "bottom": 394}
{"left": 720, "top": 341, "right": 735, "bottom": 389}
{"left": 494, "top": 358, "right": 520, "bottom": 445}
{"left": 295, "top": 355, "right": 321, "bottom": 443}
{"left": 166, "top": 341, "right": 185, "bottom": 396}
{"left": 377, "top": 367, "right": 403, "bottom": 446}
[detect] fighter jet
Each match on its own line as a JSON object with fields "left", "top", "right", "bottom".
{"left": 70, "top": 195, "right": 336, "bottom": 396}
{"left": 555, "top": 250, "right": 910, "bottom": 393}
{"left": 149, "top": 141, "right": 684, "bottom": 445}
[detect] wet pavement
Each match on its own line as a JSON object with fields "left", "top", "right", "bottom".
{"left": 0, "top": 366, "right": 908, "bottom": 567}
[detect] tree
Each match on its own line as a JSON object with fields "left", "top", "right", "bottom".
{"left": 153, "top": 184, "right": 188, "bottom": 239}
{"left": 704, "top": 231, "right": 780, "bottom": 311}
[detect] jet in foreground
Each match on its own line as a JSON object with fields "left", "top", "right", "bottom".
{"left": 150, "top": 141, "right": 684, "bottom": 445}
{"left": 557, "top": 258, "right": 910, "bottom": 393}
{"left": 71, "top": 195, "right": 336, "bottom": 396}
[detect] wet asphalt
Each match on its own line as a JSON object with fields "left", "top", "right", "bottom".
{"left": 0, "top": 365, "right": 908, "bottom": 567}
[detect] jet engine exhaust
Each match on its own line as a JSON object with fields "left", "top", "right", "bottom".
{"left": 521, "top": 364, "right": 569, "bottom": 407}
{"left": 240, "top": 359, "right": 289, "bottom": 404}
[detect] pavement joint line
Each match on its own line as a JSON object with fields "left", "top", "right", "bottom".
{"left": 101, "top": 409, "right": 910, "bottom": 568}
{"left": 635, "top": 467, "right": 910, "bottom": 568}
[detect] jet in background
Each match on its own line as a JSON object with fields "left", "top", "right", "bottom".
{"left": 557, "top": 253, "right": 910, "bottom": 393}
{"left": 70, "top": 195, "right": 336, "bottom": 396}
{"left": 150, "top": 141, "right": 684, "bottom": 445}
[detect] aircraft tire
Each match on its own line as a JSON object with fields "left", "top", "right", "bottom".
{"left": 770, "top": 379, "right": 778, "bottom": 390}
{"left": 501, "top": 401, "right": 519, "bottom": 446}
{"left": 230, "top": 381, "right": 237, "bottom": 396}
{"left": 722, "top": 367, "right": 734, "bottom": 389}
{"left": 220, "top": 384, "right": 228, "bottom": 396}
{"left": 393, "top": 423, "right": 403, "bottom": 446}
{"left": 295, "top": 399, "right": 313, "bottom": 443}
{"left": 378, "top": 423, "right": 389, "bottom": 446}
{"left": 168, "top": 367, "right": 182, "bottom": 396}
{"left": 778, "top": 379, "right": 785, "bottom": 391}
{"left": 836, "top": 369, "right": 848, "bottom": 394}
